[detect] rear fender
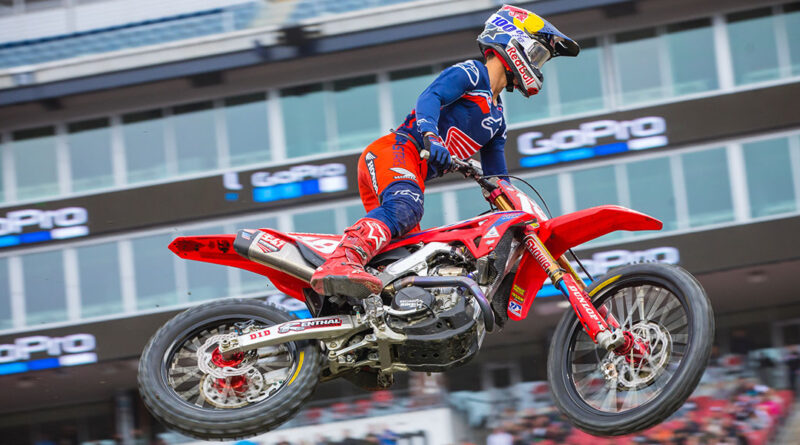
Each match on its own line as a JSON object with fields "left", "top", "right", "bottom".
{"left": 508, "top": 205, "right": 662, "bottom": 320}
{"left": 169, "top": 234, "right": 309, "bottom": 301}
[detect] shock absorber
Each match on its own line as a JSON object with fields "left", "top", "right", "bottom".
{"left": 521, "top": 226, "right": 624, "bottom": 351}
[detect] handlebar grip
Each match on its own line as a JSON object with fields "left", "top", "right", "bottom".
{"left": 419, "top": 149, "right": 430, "bottom": 160}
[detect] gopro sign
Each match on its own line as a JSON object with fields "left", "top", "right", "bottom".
{"left": 223, "top": 163, "right": 348, "bottom": 203}
{"left": 538, "top": 246, "right": 680, "bottom": 298}
{"left": 0, "top": 207, "right": 87, "bottom": 236}
{"left": 0, "top": 207, "right": 90, "bottom": 249}
{"left": 578, "top": 246, "right": 680, "bottom": 277}
{"left": 516, "top": 116, "right": 668, "bottom": 168}
{"left": 0, "top": 333, "right": 98, "bottom": 375}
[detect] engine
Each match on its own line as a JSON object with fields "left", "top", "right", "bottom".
{"left": 386, "top": 284, "right": 482, "bottom": 372}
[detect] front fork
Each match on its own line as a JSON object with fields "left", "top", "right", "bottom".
{"left": 491, "top": 194, "right": 626, "bottom": 351}
{"left": 521, "top": 227, "right": 625, "bottom": 351}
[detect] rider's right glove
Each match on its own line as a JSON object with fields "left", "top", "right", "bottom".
{"left": 423, "top": 133, "right": 453, "bottom": 179}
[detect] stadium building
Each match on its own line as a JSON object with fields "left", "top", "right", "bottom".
{"left": 1, "top": 0, "right": 800, "bottom": 442}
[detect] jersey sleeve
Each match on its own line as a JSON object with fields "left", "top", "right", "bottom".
{"left": 480, "top": 124, "right": 508, "bottom": 178}
{"left": 415, "top": 60, "right": 483, "bottom": 136}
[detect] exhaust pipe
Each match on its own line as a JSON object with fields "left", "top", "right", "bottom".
{"left": 387, "top": 275, "right": 495, "bottom": 332}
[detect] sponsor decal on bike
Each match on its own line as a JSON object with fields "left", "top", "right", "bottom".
{"left": 516, "top": 116, "right": 668, "bottom": 168}
{"left": 223, "top": 163, "right": 348, "bottom": 203}
{"left": 257, "top": 233, "right": 286, "bottom": 253}
{"left": 511, "top": 284, "right": 525, "bottom": 304}
{"left": 484, "top": 226, "right": 500, "bottom": 239}
{"left": 0, "top": 207, "right": 90, "bottom": 249}
{"left": 567, "top": 283, "right": 601, "bottom": 322}
{"left": 294, "top": 235, "right": 342, "bottom": 255}
{"left": 508, "top": 300, "right": 523, "bottom": 316}
{"left": 249, "top": 329, "right": 270, "bottom": 340}
{"left": 365, "top": 152, "right": 379, "bottom": 194}
{"left": 0, "top": 333, "right": 97, "bottom": 375}
{"left": 277, "top": 317, "right": 343, "bottom": 334}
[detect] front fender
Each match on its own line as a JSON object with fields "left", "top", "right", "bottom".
{"left": 508, "top": 205, "right": 662, "bottom": 320}
{"left": 537, "top": 205, "right": 662, "bottom": 256}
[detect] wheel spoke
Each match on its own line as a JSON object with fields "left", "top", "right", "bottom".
{"left": 601, "top": 385, "right": 618, "bottom": 412}
{"left": 569, "top": 280, "right": 692, "bottom": 415}
{"left": 163, "top": 318, "right": 297, "bottom": 412}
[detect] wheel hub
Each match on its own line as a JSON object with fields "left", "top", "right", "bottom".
{"left": 601, "top": 321, "right": 672, "bottom": 390}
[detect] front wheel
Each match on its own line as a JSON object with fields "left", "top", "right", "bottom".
{"left": 547, "top": 263, "right": 714, "bottom": 436}
{"left": 137, "top": 298, "right": 321, "bottom": 440}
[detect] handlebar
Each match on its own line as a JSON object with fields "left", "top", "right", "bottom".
{"left": 450, "top": 157, "right": 484, "bottom": 178}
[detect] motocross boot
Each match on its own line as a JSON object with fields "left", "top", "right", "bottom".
{"left": 310, "top": 218, "right": 391, "bottom": 298}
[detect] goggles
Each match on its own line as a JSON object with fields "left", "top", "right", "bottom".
{"left": 523, "top": 39, "right": 552, "bottom": 69}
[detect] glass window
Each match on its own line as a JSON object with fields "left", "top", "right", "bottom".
{"left": 742, "top": 137, "right": 797, "bottom": 218}
{"left": 23, "top": 250, "right": 67, "bottom": 325}
{"left": 345, "top": 202, "right": 368, "bottom": 227}
{"left": 727, "top": 9, "right": 780, "bottom": 85}
{"left": 133, "top": 233, "right": 177, "bottom": 310}
{"left": 420, "top": 191, "right": 445, "bottom": 229}
{"left": 786, "top": 4, "right": 800, "bottom": 76}
{"left": 455, "top": 185, "right": 490, "bottom": 221}
{"left": 0, "top": 135, "right": 4, "bottom": 203}
{"left": 332, "top": 75, "right": 381, "bottom": 151}
{"left": 11, "top": 127, "right": 59, "bottom": 201}
{"left": 556, "top": 40, "right": 605, "bottom": 116}
{"left": 122, "top": 110, "right": 168, "bottom": 185}
{"left": 184, "top": 226, "right": 229, "bottom": 302}
{"left": 613, "top": 29, "right": 665, "bottom": 105}
{"left": 172, "top": 102, "right": 218, "bottom": 174}
{"left": 682, "top": 148, "right": 734, "bottom": 227}
{"left": 77, "top": 242, "right": 123, "bottom": 318}
{"left": 67, "top": 118, "right": 114, "bottom": 193}
{"left": 389, "top": 66, "right": 436, "bottom": 125}
{"left": 665, "top": 19, "right": 718, "bottom": 96}
{"left": 503, "top": 63, "right": 555, "bottom": 124}
{"left": 224, "top": 93, "right": 271, "bottom": 168}
{"left": 238, "top": 216, "right": 278, "bottom": 295}
{"left": 527, "top": 174, "right": 562, "bottom": 217}
{"left": 572, "top": 166, "right": 621, "bottom": 242}
{"left": 293, "top": 209, "right": 337, "bottom": 234}
{"left": 281, "top": 84, "right": 328, "bottom": 158}
{"left": 0, "top": 258, "right": 10, "bottom": 330}
{"left": 626, "top": 157, "right": 678, "bottom": 231}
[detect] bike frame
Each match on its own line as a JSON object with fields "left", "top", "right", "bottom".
{"left": 169, "top": 170, "right": 662, "bottom": 350}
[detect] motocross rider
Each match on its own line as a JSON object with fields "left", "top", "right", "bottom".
{"left": 310, "top": 5, "right": 579, "bottom": 298}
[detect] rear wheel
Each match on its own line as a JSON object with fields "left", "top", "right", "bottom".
{"left": 138, "top": 298, "right": 321, "bottom": 440}
{"left": 547, "top": 263, "right": 713, "bottom": 436}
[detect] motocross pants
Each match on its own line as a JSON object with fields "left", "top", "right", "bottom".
{"left": 356, "top": 133, "right": 429, "bottom": 237}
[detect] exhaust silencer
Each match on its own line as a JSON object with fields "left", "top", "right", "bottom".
{"left": 233, "top": 229, "right": 315, "bottom": 282}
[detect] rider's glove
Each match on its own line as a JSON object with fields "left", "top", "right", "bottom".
{"left": 423, "top": 133, "right": 452, "bottom": 179}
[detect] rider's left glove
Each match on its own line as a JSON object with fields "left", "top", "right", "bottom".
{"left": 423, "top": 133, "right": 453, "bottom": 179}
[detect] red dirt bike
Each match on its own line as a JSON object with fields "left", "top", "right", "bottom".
{"left": 138, "top": 158, "right": 714, "bottom": 440}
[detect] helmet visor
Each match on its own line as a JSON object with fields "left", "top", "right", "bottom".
{"left": 524, "top": 40, "right": 552, "bottom": 69}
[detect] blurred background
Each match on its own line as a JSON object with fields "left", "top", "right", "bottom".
{"left": 1, "top": 0, "right": 799, "bottom": 443}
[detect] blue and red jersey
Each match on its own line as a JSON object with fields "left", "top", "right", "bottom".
{"left": 396, "top": 59, "right": 509, "bottom": 178}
